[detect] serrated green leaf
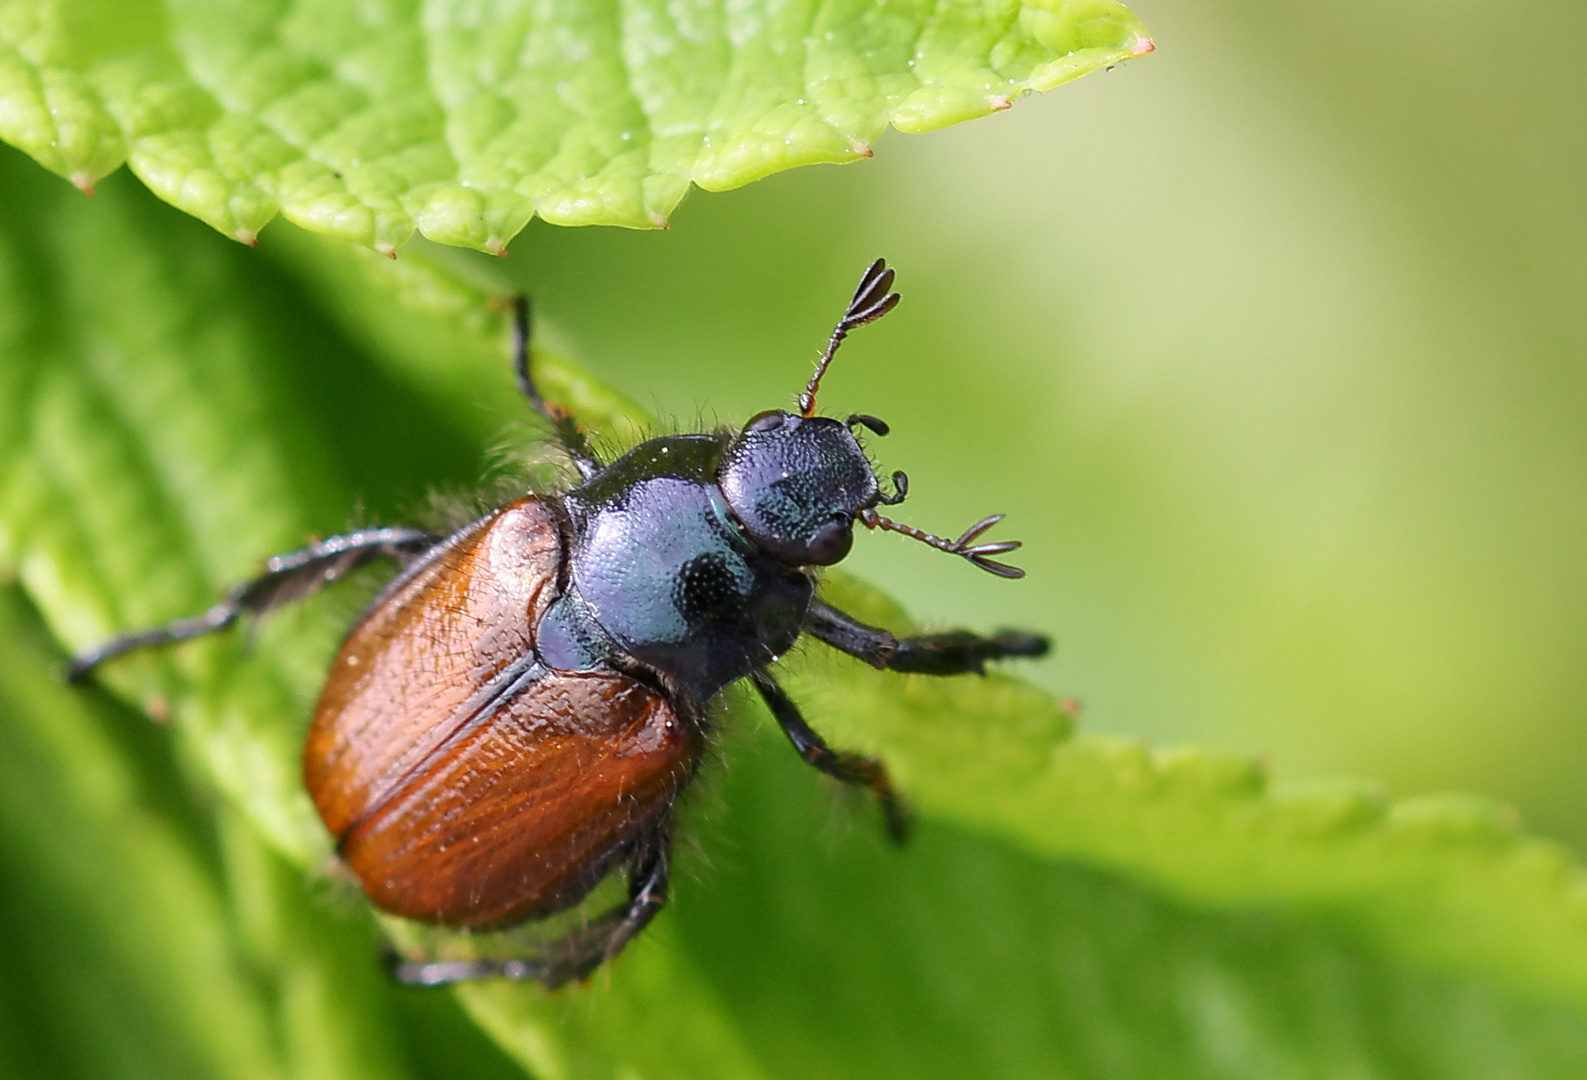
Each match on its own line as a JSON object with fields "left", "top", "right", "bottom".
{"left": 788, "top": 574, "right": 1587, "bottom": 1011}
{"left": 8, "top": 146, "right": 1587, "bottom": 1078}
{"left": 0, "top": 0, "right": 1151, "bottom": 253}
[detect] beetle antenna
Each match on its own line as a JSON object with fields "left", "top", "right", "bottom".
{"left": 799, "top": 259, "right": 901, "bottom": 418}
{"left": 856, "top": 509, "right": 1026, "bottom": 579}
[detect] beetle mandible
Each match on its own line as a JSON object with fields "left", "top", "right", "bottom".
{"left": 68, "top": 259, "right": 1050, "bottom": 987}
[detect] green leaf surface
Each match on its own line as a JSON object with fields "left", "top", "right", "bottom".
{"left": 7, "top": 148, "right": 1587, "bottom": 1078}
{"left": 0, "top": 0, "right": 1151, "bottom": 252}
{"left": 0, "top": 585, "right": 540, "bottom": 1080}
{"left": 0, "top": 589, "right": 285, "bottom": 1080}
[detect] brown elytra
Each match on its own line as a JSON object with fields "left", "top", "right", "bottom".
{"left": 303, "top": 497, "right": 701, "bottom": 929}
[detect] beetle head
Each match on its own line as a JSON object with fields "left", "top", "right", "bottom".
{"left": 716, "top": 258, "right": 1025, "bottom": 578}
{"left": 718, "top": 411, "right": 882, "bottom": 567}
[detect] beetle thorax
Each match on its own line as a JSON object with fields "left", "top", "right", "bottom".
{"left": 549, "top": 433, "right": 814, "bottom": 700}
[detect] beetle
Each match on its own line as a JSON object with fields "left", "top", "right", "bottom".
{"left": 68, "top": 259, "right": 1049, "bottom": 988}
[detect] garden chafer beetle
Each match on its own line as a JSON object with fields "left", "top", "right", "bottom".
{"left": 69, "top": 260, "right": 1049, "bottom": 987}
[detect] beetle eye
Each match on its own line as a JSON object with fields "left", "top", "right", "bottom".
{"left": 745, "top": 410, "right": 787, "bottom": 434}
{"left": 804, "top": 516, "right": 854, "bottom": 566}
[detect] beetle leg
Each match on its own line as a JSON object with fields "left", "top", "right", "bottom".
{"left": 388, "top": 832, "right": 672, "bottom": 989}
{"left": 508, "top": 295, "right": 601, "bottom": 481}
{"left": 750, "top": 668, "right": 911, "bottom": 844}
{"left": 533, "top": 834, "right": 671, "bottom": 988}
{"left": 802, "top": 598, "right": 1050, "bottom": 677}
{"left": 66, "top": 527, "right": 439, "bottom": 681}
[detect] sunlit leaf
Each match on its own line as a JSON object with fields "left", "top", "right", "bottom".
{"left": 0, "top": 0, "right": 1152, "bottom": 252}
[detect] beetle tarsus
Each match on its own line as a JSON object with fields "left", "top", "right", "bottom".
{"left": 538, "top": 839, "right": 671, "bottom": 988}
{"left": 802, "top": 599, "right": 1051, "bottom": 676}
{"left": 509, "top": 294, "right": 601, "bottom": 480}
{"left": 66, "top": 526, "right": 439, "bottom": 682}
{"left": 387, "top": 837, "right": 672, "bottom": 989}
{"left": 751, "top": 668, "right": 911, "bottom": 844}
{"left": 66, "top": 601, "right": 240, "bottom": 683}
{"left": 384, "top": 953, "right": 531, "bottom": 987}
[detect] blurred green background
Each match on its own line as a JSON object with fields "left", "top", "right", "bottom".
{"left": 9, "top": 0, "right": 1587, "bottom": 1074}
{"left": 442, "top": 0, "right": 1587, "bottom": 851}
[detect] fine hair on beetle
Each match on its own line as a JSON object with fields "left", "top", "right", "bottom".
{"left": 67, "top": 258, "right": 1050, "bottom": 989}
